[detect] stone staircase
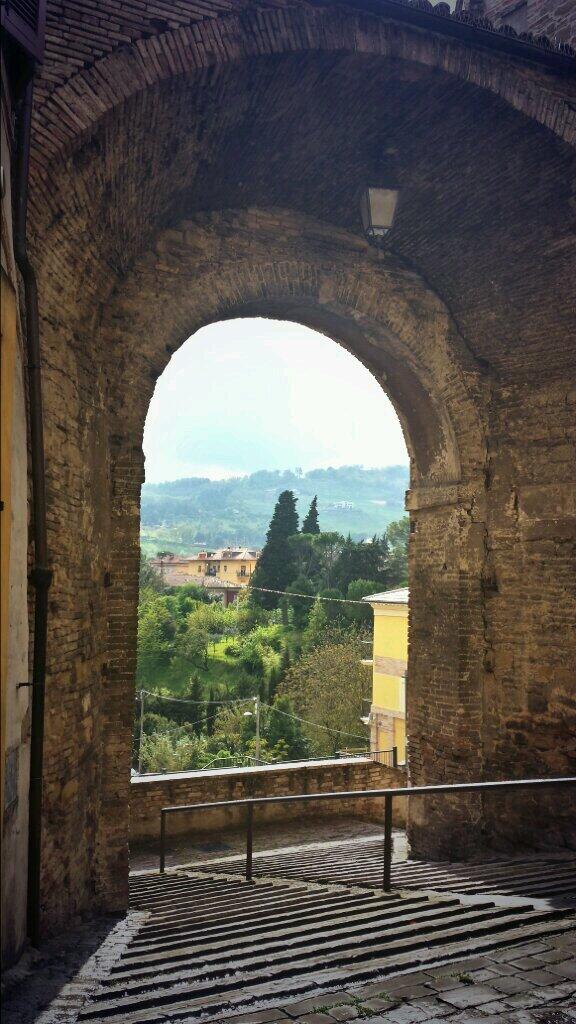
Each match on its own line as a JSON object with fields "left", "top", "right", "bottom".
{"left": 75, "top": 865, "right": 576, "bottom": 1024}
{"left": 192, "top": 839, "right": 576, "bottom": 906}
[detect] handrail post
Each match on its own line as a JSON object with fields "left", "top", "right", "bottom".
{"left": 383, "top": 792, "right": 393, "bottom": 892}
{"left": 160, "top": 809, "right": 166, "bottom": 874}
{"left": 246, "top": 802, "right": 254, "bottom": 882}
{"left": 392, "top": 746, "right": 398, "bottom": 769}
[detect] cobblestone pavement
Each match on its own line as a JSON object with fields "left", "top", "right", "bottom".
{"left": 130, "top": 817, "right": 407, "bottom": 873}
{"left": 1, "top": 912, "right": 146, "bottom": 1024}
{"left": 218, "top": 931, "right": 576, "bottom": 1024}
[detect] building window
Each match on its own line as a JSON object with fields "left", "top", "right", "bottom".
{"left": 223, "top": 565, "right": 227, "bottom": 572}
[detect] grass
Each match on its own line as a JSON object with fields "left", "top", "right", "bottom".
{"left": 137, "top": 625, "right": 300, "bottom": 698}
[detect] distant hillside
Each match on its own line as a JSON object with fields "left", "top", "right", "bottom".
{"left": 141, "top": 465, "right": 409, "bottom": 555}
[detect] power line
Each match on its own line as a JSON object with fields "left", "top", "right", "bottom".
{"left": 260, "top": 701, "right": 369, "bottom": 741}
{"left": 137, "top": 690, "right": 252, "bottom": 705}
{"left": 237, "top": 583, "right": 369, "bottom": 604}
{"left": 136, "top": 690, "right": 369, "bottom": 741}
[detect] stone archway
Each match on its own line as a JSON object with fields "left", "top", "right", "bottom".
{"left": 91, "top": 208, "right": 490, "bottom": 912}
{"left": 27, "top": 8, "right": 576, "bottom": 937}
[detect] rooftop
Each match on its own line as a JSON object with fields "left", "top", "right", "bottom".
{"left": 363, "top": 587, "right": 409, "bottom": 605}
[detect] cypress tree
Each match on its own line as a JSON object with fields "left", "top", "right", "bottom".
{"left": 302, "top": 496, "right": 320, "bottom": 534}
{"left": 250, "top": 490, "right": 299, "bottom": 608}
{"left": 187, "top": 674, "right": 205, "bottom": 736}
{"left": 206, "top": 686, "right": 217, "bottom": 736}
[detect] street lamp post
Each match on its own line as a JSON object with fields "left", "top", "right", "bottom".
{"left": 243, "top": 695, "right": 261, "bottom": 764}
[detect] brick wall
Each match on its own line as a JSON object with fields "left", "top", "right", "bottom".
{"left": 479, "top": 0, "right": 576, "bottom": 45}
{"left": 14, "top": 0, "right": 574, "bottom": 942}
{"left": 130, "top": 759, "right": 407, "bottom": 844}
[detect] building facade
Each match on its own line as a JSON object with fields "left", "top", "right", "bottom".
{"left": 363, "top": 590, "right": 409, "bottom": 764}
{"left": 150, "top": 549, "right": 260, "bottom": 594}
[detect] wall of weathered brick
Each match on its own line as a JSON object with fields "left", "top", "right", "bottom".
{"left": 130, "top": 760, "right": 407, "bottom": 845}
{"left": 479, "top": 0, "right": 576, "bottom": 45}
{"left": 14, "top": 0, "right": 575, "bottom": 941}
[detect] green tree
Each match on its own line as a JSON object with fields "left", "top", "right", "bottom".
{"left": 345, "top": 579, "right": 381, "bottom": 624}
{"left": 139, "top": 550, "right": 165, "bottom": 593}
{"left": 267, "top": 696, "right": 310, "bottom": 760}
{"left": 206, "top": 687, "right": 218, "bottom": 736}
{"left": 250, "top": 490, "right": 299, "bottom": 608}
{"left": 287, "top": 575, "right": 316, "bottom": 631}
{"left": 313, "top": 532, "right": 344, "bottom": 588}
{"left": 277, "top": 646, "right": 291, "bottom": 685}
{"left": 186, "top": 674, "right": 205, "bottom": 736}
{"left": 268, "top": 665, "right": 281, "bottom": 703}
{"left": 302, "top": 496, "right": 320, "bottom": 534}
{"left": 386, "top": 516, "right": 410, "bottom": 586}
{"left": 318, "top": 587, "right": 345, "bottom": 625}
{"left": 281, "top": 637, "right": 370, "bottom": 756}
{"left": 303, "top": 597, "right": 328, "bottom": 651}
{"left": 288, "top": 533, "right": 319, "bottom": 580}
{"left": 136, "top": 598, "right": 176, "bottom": 682}
{"left": 178, "top": 618, "right": 210, "bottom": 667}
{"left": 333, "top": 534, "right": 390, "bottom": 593}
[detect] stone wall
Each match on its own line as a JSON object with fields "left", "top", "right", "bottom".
{"left": 130, "top": 760, "right": 407, "bottom": 845}
{"left": 479, "top": 0, "right": 576, "bottom": 45}
{"left": 11, "top": 0, "right": 574, "bottom": 941}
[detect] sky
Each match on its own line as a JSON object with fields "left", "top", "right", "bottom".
{"left": 143, "top": 319, "right": 408, "bottom": 483}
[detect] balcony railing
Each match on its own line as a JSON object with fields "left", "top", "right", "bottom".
{"left": 159, "top": 776, "right": 576, "bottom": 890}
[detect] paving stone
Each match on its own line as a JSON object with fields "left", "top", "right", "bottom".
{"left": 522, "top": 970, "right": 570, "bottom": 988}
{"left": 490, "top": 975, "right": 537, "bottom": 995}
{"left": 479, "top": 999, "right": 517, "bottom": 1013}
{"left": 405, "top": 996, "right": 455, "bottom": 1017}
{"left": 505, "top": 991, "right": 550, "bottom": 1009}
{"left": 536, "top": 950, "right": 576, "bottom": 964}
{"left": 364, "top": 998, "right": 405, "bottom": 1012}
{"left": 298, "top": 1014, "right": 337, "bottom": 1023}
{"left": 427, "top": 960, "right": 492, "bottom": 977}
{"left": 547, "top": 962, "right": 576, "bottom": 981}
{"left": 286, "top": 998, "right": 347, "bottom": 1017}
{"left": 547, "top": 934, "right": 576, "bottom": 949}
{"left": 528, "top": 982, "right": 576, "bottom": 1001}
{"left": 229, "top": 1012, "right": 291, "bottom": 1023}
{"left": 497, "top": 944, "right": 553, "bottom": 962}
{"left": 437, "top": 985, "right": 502, "bottom": 1009}
{"left": 446, "top": 1014, "right": 504, "bottom": 1024}
{"left": 427, "top": 977, "right": 472, "bottom": 993}
{"left": 364, "top": 1006, "right": 428, "bottom": 1023}
{"left": 328, "top": 1006, "right": 360, "bottom": 1021}
{"left": 465, "top": 969, "right": 501, "bottom": 982}
{"left": 512, "top": 958, "right": 554, "bottom": 971}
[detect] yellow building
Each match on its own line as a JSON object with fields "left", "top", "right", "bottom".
{"left": 150, "top": 548, "right": 260, "bottom": 594}
{"left": 362, "top": 588, "right": 408, "bottom": 764}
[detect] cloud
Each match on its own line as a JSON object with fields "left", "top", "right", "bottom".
{"left": 143, "top": 318, "right": 408, "bottom": 483}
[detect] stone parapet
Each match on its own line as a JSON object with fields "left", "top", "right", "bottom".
{"left": 130, "top": 759, "right": 407, "bottom": 844}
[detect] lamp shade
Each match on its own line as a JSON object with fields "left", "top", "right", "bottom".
{"left": 360, "top": 187, "right": 399, "bottom": 238}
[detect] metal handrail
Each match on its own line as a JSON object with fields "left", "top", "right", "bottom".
{"left": 159, "top": 776, "right": 576, "bottom": 889}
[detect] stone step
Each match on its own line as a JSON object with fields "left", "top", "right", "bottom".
{"left": 75, "top": 871, "right": 574, "bottom": 1024}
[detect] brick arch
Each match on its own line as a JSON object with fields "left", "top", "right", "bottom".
{"left": 31, "top": 3, "right": 574, "bottom": 187}
{"left": 86, "top": 209, "right": 489, "bottom": 913}
{"left": 103, "top": 212, "right": 486, "bottom": 487}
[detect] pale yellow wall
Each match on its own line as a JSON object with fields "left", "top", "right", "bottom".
{"left": 1, "top": 86, "right": 32, "bottom": 967}
{"left": 372, "top": 605, "right": 408, "bottom": 711}
{"left": 370, "top": 602, "right": 408, "bottom": 762}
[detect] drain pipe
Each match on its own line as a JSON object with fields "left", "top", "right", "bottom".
{"left": 13, "top": 73, "right": 53, "bottom": 948}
